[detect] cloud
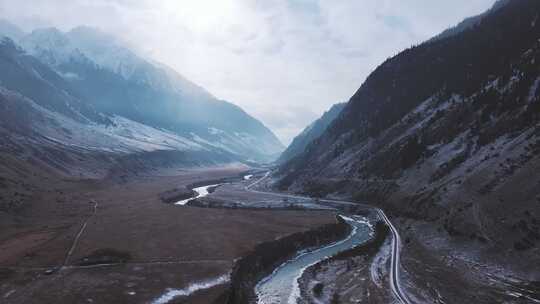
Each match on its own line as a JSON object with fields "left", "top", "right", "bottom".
{"left": 1, "top": 0, "right": 496, "bottom": 144}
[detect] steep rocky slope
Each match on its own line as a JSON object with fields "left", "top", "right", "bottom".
{"left": 280, "top": 0, "right": 540, "bottom": 244}
{"left": 279, "top": 0, "right": 540, "bottom": 298}
{"left": 278, "top": 102, "right": 346, "bottom": 164}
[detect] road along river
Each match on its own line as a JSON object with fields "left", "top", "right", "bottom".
{"left": 164, "top": 173, "right": 411, "bottom": 304}
{"left": 255, "top": 215, "right": 373, "bottom": 304}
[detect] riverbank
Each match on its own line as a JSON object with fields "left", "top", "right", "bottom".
{"left": 298, "top": 221, "right": 391, "bottom": 303}
{"left": 197, "top": 204, "right": 387, "bottom": 304}
{"left": 221, "top": 215, "right": 350, "bottom": 304}
{"left": 255, "top": 215, "right": 374, "bottom": 304}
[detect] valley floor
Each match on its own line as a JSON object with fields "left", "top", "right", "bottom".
{"left": 0, "top": 166, "right": 336, "bottom": 304}
{"left": 3, "top": 164, "right": 538, "bottom": 304}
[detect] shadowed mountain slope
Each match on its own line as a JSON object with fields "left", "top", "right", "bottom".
{"left": 278, "top": 102, "right": 346, "bottom": 164}
{"left": 278, "top": 1, "right": 540, "bottom": 293}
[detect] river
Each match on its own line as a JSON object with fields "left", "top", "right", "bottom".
{"left": 174, "top": 184, "right": 221, "bottom": 205}
{"left": 255, "top": 215, "right": 373, "bottom": 304}
{"left": 171, "top": 178, "right": 375, "bottom": 304}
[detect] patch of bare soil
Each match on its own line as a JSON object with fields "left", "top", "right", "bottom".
{"left": 76, "top": 248, "right": 132, "bottom": 266}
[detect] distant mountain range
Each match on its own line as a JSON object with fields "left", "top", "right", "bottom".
{"left": 0, "top": 22, "right": 284, "bottom": 173}
{"left": 278, "top": 102, "right": 346, "bottom": 164}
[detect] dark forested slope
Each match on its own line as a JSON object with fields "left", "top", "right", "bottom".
{"left": 280, "top": 0, "right": 540, "bottom": 265}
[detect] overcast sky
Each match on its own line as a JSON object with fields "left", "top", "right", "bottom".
{"left": 1, "top": 0, "right": 496, "bottom": 144}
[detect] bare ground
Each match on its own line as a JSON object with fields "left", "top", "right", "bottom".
{"left": 0, "top": 166, "right": 336, "bottom": 304}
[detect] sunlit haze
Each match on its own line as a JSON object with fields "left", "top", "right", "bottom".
{"left": 1, "top": 0, "right": 497, "bottom": 144}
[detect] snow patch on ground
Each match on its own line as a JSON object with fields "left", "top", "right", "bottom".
{"left": 11, "top": 94, "right": 210, "bottom": 154}
{"left": 528, "top": 76, "right": 540, "bottom": 102}
{"left": 150, "top": 274, "right": 229, "bottom": 304}
{"left": 370, "top": 238, "right": 391, "bottom": 288}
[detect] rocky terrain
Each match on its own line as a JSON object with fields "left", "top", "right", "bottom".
{"left": 278, "top": 0, "right": 540, "bottom": 302}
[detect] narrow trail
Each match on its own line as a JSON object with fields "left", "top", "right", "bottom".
{"left": 61, "top": 200, "right": 98, "bottom": 269}
{"left": 65, "top": 259, "right": 231, "bottom": 269}
{"left": 8, "top": 259, "right": 230, "bottom": 272}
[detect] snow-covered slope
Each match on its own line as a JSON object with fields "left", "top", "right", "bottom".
{"left": 13, "top": 26, "right": 283, "bottom": 162}
{"left": 65, "top": 26, "right": 212, "bottom": 99}
{"left": 0, "top": 19, "right": 24, "bottom": 41}
{"left": 18, "top": 26, "right": 209, "bottom": 99}
{"left": 0, "top": 87, "right": 200, "bottom": 153}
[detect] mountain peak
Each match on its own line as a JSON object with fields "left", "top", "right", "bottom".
{"left": 67, "top": 25, "right": 120, "bottom": 48}
{"left": 28, "top": 27, "right": 66, "bottom": 42}
{"left": 0, "top": 36, "right": 22, "bottom": 53}
{"left": 0, "top": 19, "right": 25, "bottom": 41}
{"left": 431, "top": 0, "right": 513, "bottom": 42}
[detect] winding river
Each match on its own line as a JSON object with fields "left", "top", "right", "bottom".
{"left": 255, "top": 215, "right": 373, "bottom": 304}
{"left": 166, "top": 177, "right": 376, "bottom": 304}
{"left": 174, "top": 184, "right": 221, "bottom": 205}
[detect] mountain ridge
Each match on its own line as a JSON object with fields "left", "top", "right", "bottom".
{"left": 278, "top": 2, "right": 540, "bottom": 300}
{"left": 1, "top": 24, "right": 283, "bottom": 162}
{"left": 432, "top": 0, "right": 512, "bottom": 41}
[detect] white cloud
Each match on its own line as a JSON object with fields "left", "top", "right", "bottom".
{"left": 1, "top": 0, "right": 496, "bottom": 144}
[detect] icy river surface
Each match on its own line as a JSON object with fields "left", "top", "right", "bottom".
{"left": 174, "top": 184, "right": 221, "bottom": 205}
{"left": 255, "top": 215, "right": 373, "bottom": 304}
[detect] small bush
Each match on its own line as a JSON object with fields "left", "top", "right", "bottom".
{"left": 77, "top": 248, "right": 132, "bottom": 266}
{"left": 313, "top": 282, "right": 324, "bottom": 297}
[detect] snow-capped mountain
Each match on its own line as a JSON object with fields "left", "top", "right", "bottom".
{"left": 5, "top": 25, "right": 283, "bottom": 163}
{"left": 66, "top": 26, "right": 211, "bottom": 98}
{"left": 19, "top": 26, "right": 213, "bottom": 100}
{"left": 0, "top": 19, "right": 24, "bottom": 41}
{"left": 0, "top": 37, "right": 228, "bottom": 158}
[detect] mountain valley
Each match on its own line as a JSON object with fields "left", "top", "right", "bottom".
{"left": 1, "top": 1, "right": 540, "bottom": 303}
